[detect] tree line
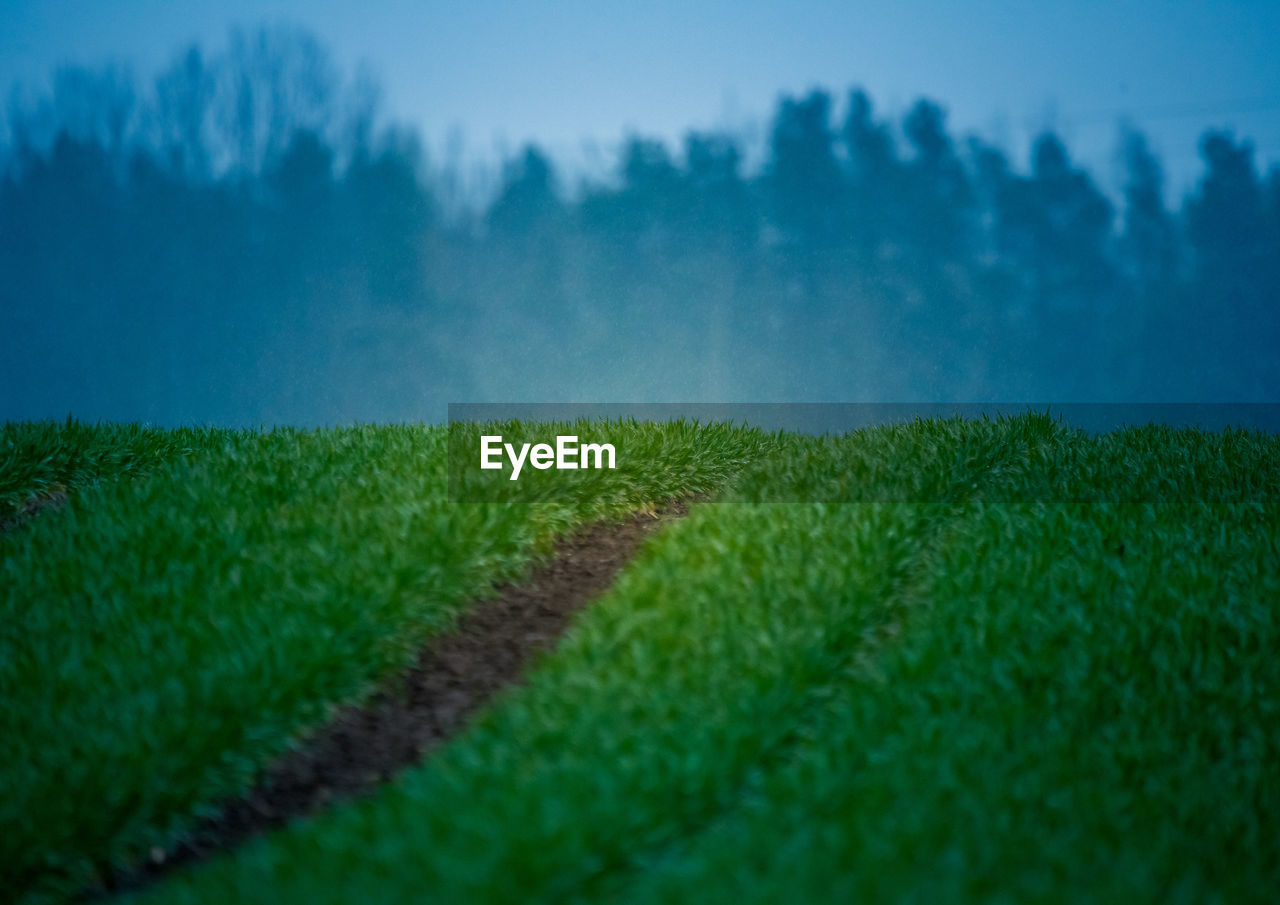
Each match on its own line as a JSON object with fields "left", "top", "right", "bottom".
{"left": 2, "top": 26, "right": 1277, "bottom": 425}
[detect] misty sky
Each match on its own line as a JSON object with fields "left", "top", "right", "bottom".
{"left": 3, "top": 0, "right": 1280, "bottom": 199}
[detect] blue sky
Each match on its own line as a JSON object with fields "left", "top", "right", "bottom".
{"left": 3, "top": 0, "right": 1280, "bottom": 199}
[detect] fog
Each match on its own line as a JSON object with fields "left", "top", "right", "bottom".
{"left": 2, "top": 25, "right": 1278, "bottom": 427}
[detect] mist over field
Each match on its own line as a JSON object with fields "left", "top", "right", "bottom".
{"left": 2, "top": 24, "right": 1278, "bottom": 427}
{"left": 4, "top": 15, "right": 1280, "bottom": 904}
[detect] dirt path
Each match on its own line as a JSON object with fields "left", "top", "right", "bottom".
{"left": 90, "top": 499, "right": 690, "bottom": 898}
{"left": 0, "top": 485, "right": 69, "bottom": 534}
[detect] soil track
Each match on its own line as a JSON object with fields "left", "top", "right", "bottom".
{"left": 0, "top": 485, "right": 69, "bottom": 533}
{"left": 90, "top": 499, "right": 689, "bottom": 898}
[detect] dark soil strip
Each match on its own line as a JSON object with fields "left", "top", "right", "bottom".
{"left": 0, "top": 485, "right": 69, "bottom": 534}
{"left": 88, "top": 499, "right": 690, "bottom": 899}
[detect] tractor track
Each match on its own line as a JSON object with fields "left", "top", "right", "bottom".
{"left": 86, "top": 498, "right": 691, "bottom": 899}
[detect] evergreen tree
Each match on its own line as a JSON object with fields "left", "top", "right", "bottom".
{"left": 1121, "top": 130, "right": 1179, "bottom": 291}
{"left": 900, "top": 99, "right": 973, "bottom": 267}
{"left": 840, "top": 89, "right": 899, "bottom": 259}
{"left": 1185, "top": 130, "right": 1276, "bottom": 396}
{"left": 764, "top": 90, "right": 845, "bottom": 295}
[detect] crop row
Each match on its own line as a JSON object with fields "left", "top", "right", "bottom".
{"left": 2, "top": 419, "right": 768, "bottom": 903}
{"left": 136, "top": 414, "right": 1280, "bottom": 904}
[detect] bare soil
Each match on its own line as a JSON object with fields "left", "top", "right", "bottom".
{"left": 0, "top": 484, "right": 69, "bottom": 533}
{"left": 88, "top": 498, "right": 689, "bottom": 898}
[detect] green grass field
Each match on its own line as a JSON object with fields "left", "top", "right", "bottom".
{"left": 3, "top": 414, "right": 1278, "bottom": 904}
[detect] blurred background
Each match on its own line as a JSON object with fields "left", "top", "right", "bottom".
{"left": 2, "top": 1, "right": 1278, "bottom": 426}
